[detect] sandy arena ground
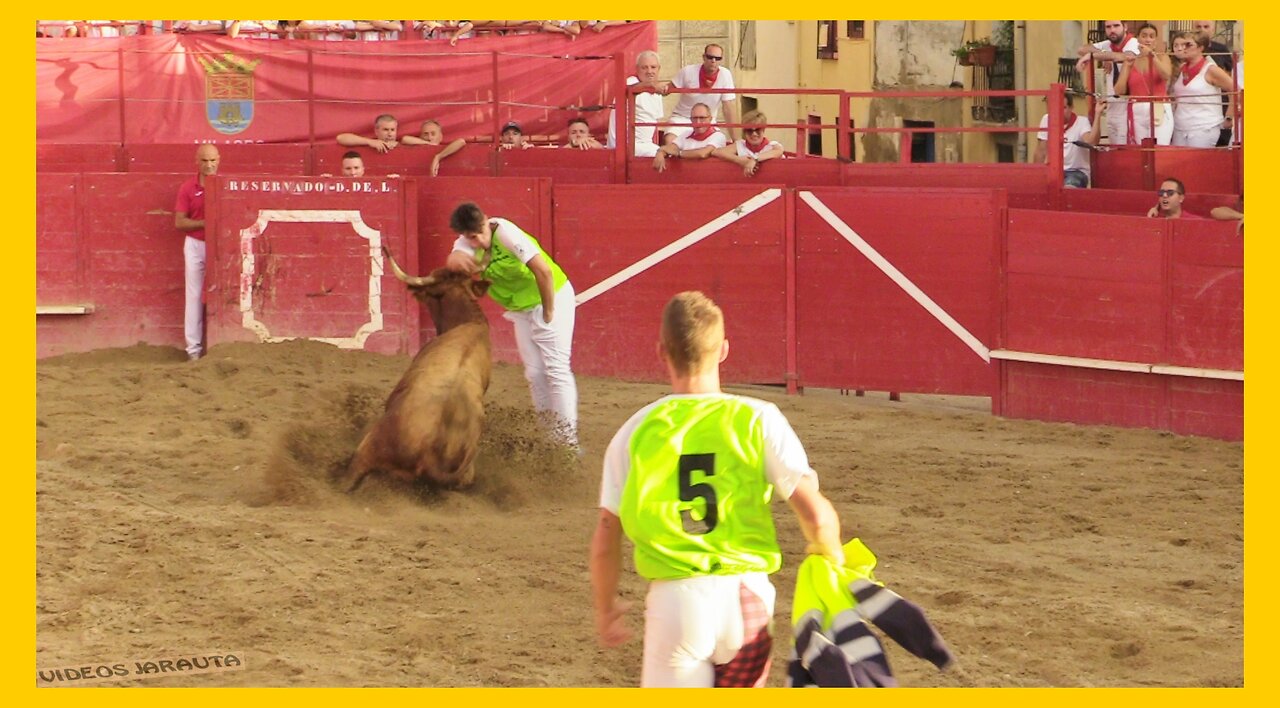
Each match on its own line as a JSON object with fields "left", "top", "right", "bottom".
{"left": 35, "top": 340, "right": 1243, "bottom": 687}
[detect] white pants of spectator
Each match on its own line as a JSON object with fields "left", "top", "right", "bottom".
{"left": 634, "top": 140, "right": 659, "bottom": 158}
{"left": 1128, "top": 102, "right": 1174, "bottom": 145}
{"left": 641, "top": 572, "right": 776, "bottom": 687}
{"left": 1172, "top": 125, "right": 1221, "bottom": 148}
{"left": 1106, "top": 97, "right": 1129, "bottom": 144}
{"left": 183, "top": 236, "right": 206, "bottom": 360}
{"left": 504, "top": 281, "right": 578, "bottom": 445}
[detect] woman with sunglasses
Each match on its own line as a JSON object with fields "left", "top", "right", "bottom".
{"left": 712, "top": 110, "right": 783, "bottom": 177}
{"left": 1170, "top": 31, "right": 1236, "bottom": 147}
{"left": 1115, "top": 23, "right": 1173, "bottom": 145}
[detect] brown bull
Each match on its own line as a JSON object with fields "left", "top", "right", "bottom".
{"left": 339, "top": 247, "right": 492, "bottom": 492}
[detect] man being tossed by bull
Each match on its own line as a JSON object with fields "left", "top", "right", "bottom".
{"left": 445, "top": 202, "right": 579, "bottom": 447}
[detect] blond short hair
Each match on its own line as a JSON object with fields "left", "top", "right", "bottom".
{"left": 741, "top": 109, "right": 767, "bottom": 126}
{"left": 661, "top": 291, "right": 725, "bottom": 376}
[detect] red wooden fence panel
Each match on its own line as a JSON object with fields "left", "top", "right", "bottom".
{"left": 1004, "top": 210, "right": 1166, "bottom": 362}
{"left": 795, "top": 187, "right": 1002, "bottom": 395}
{"left": 553, "top": 184, "right": 789, "bottom": 384}
{"left": 205, "top": 175, "right": 418, "bottom": 356}
{"left": 124, "top": 143, "right": 312, "bottom": 175}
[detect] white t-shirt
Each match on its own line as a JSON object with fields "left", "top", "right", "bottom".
{"left": 451, "top": 217, "right": 538, "bottom": 264}
{"left": 734, "top": 138, "right": 783, "bottom": 159}
{"left": 607, "top": 75, "right": 667, "bottom": 151}
{"left": 598, "top": 393, "right": 817, "bottom": 514}
{"left": 675, "top": 131, "right": 728, "bottom": 151}
{"left": 671, "top": 64, "right": 736, "bottom": 120}
{"left": 1092, "top": 37, "right": 1141, "bottom": 98}
{"left": 1037, "top": 113, "right": 1093, "bottom": 176}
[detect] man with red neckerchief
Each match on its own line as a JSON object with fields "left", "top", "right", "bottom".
{"left": 665, "top": 44, "right": 741, "bottom": 144}
{"left": 1076, "top": 20, "right": 1141, "bottom": 144}
{"left": 1034, "top": 94, "right": 1104, "bottom": 188}
{"left": 652, "top": 103, "right": 727, "bottom": 173}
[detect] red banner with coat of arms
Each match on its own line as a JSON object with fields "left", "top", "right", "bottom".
{"left": 36, "top": 22, "right": 657, "bottom": 144}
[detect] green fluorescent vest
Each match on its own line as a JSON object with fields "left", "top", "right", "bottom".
{"left": 480, "top": 221, "right": 567, "bottom": 312}
{"left": 618, "top": 396, "right": 782, "bottom": 580}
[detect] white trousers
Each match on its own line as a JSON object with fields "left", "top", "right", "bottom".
{"left": 1171, "top": 125, "right": 1220, "bottom": 148}
{"left": 183, "top": 236, "right": 206, "bottom": 359}
{"left": 1127, "top": 103, "right": 1174, "bottom": 145}
{"left": 641, "top": 573, "right": 776, "bottom": 687}
{"left": 504, "top": 282, "right": 578, "bottom": 445}
{"left": 1106, "top": 98, "right": 1129, "bottom": 144}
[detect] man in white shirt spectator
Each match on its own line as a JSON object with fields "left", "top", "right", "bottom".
{"left": 1076, "top": 20, "right": 1141, "bottom": 144}
{"left": 666, "top": 43, "right": 740, "bottom": 143}
{"left": 607, "top": 50, "right": 670, "bottom": 158}
{"left": 652, "top": 103, "right": 726, "bottom": 172}
{"left": 1034, "top": 96, "right": 1104, "bottom": 188}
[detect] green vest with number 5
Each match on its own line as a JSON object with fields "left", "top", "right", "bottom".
{"left": 618, "top": 396, "right": 782, "bottom": 580}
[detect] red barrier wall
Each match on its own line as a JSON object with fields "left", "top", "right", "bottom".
{"left": 205, "top": 175, "right": 419, "bottom": 356}
{"left": 1005, "top": 210, "right": 1167, "bottom": 362}
{"left": 627, "top": 157, "right": 843, "bottom": 187}
{"left": 999, "top": 209, "right": 1242, "bottom": 439}
{"left": 36, "top": 144, "right": 124, "bottom": 173}
{"left": 496, "top": 149, "right": 615, "bottom": 184}
{"left": 34, "top": 175, "right": 1242, "bottom": 440}
{"left": 125, "top": 143, "right": 313, "bottom": 175}
{"left": 36, "top": 174, "right": 86, "bottom": 307}
{"left": 1062, "top": 188, "right": 1240, "bottom": 216}
{"left": 1167, "top": 220, "right": 1243, "bottom": 371}
{"left": 796, "top": 188, "right": 1001, "bottom": 395}
{"left": 37, "top": 173, "right": 188, "bottom": 357}
{"left": 553, "top": 185, "right": 789, "bottom": 384}
{"left": 1092, "top": 146, "right": 1241, "bottom": 194}
{"left": 842, "top": 163, "right": 1052, "bottom": 199}
{"left": 998, "top": 361, "right": 1242, "bottom": 440}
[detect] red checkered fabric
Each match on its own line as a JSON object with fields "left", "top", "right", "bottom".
{"left": 713, "top": 581, "right": 773, "bottom": 688}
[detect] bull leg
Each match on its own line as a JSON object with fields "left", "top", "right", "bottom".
{"left": 341, "top": 434, "right": 378, "bottom": 493}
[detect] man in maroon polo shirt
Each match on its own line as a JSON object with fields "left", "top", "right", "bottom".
{"left": 174, "top": 144, "right": 220, "bottom": 361}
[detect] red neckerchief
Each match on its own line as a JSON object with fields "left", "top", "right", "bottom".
{"left": 700, "top": 66, "right": 719, "bottom": 88}
{"left": 1109, "top": 33, "right": 1133, "bottom": 52}
{"left": 1064, "top": 113, "right": 1078, "bottom": 133}
{"left": 1180, "top": 57, "right": 1208, "bottom": 85}
{"left": 690, "top": 123, "right": 715, "bottom": 141}
{"left": 742, "top": 135, "right": 770, "bottom": 153}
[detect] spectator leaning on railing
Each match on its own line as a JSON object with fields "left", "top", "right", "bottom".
{"left": 712, "top": 110, "right": 783, "bottom": 177}
{"left": 652, "top": 102, "right": 726, "bottom": 173}
{"left": 1076, "top": 20, "right": 1140, "bottom": 144}
{"left": 607, "top": 50, "right": 670, "bottom": 158}
{"left": 337, "top": 114, "right": 427, "bottom": 153}
{"left": 418, "top": 120, "right": 468, "bottom": 176}
{"left": 1170, "top": 31, "right": 1235, "bottom": 148}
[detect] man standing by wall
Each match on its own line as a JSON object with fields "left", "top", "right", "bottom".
{"left": 173, "top": 144, "right": 220, "bottom": 361}
{"left": 1076, "top": 21, "right": 1141, "bottom": 144}
{"left": 666, "top": 44, "right": 740, "bottom": 144}
{"left": 608, "top": 50, "right": 670, "bottom": 157}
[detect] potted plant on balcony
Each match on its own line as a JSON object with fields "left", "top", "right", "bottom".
{"left": 953, "top": 38, "right": 997, "bottom": 67}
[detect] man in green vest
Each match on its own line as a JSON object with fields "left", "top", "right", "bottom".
{"left": 445, "top": 202, "right": 578, "bottom": 446}
{"left": 589, "top": 291, "right": 845, "bottom": 687}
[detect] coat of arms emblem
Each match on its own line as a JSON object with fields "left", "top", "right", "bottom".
{"left": 197, "top": 53, "right": 261, "bottom": 135}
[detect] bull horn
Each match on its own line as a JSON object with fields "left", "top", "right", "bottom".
{"left": 382, "top": 246, "right": 435, "bottom": 286}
